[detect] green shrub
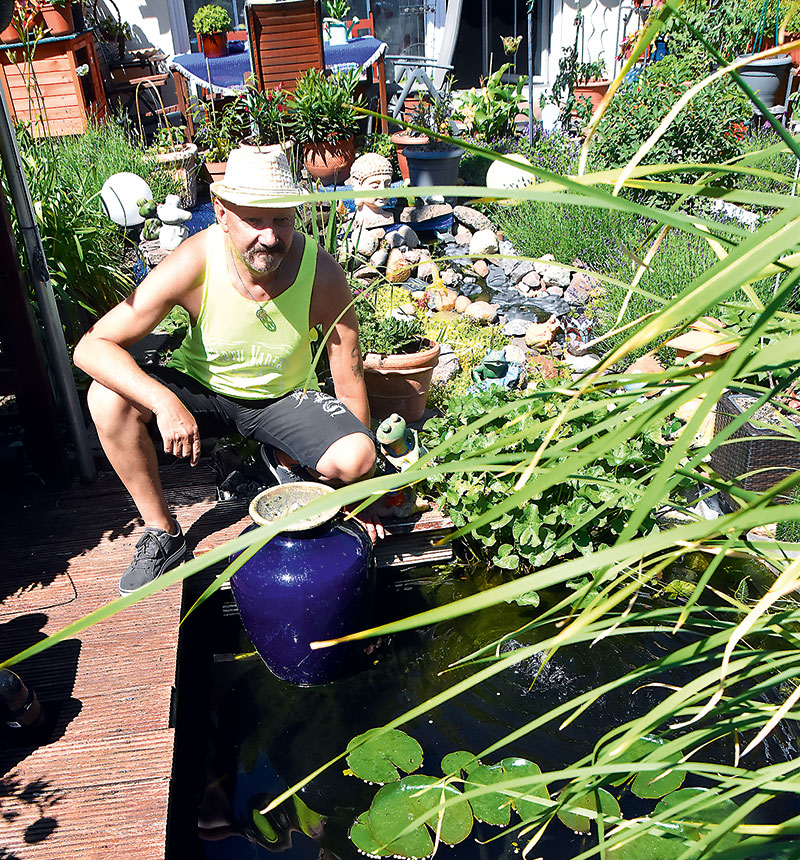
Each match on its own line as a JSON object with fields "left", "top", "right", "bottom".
{"left": 192, "top": 4, "right": 232, "bottom": 34}
{"left": 591, "top": 52, "right": 750, "bottom": 172}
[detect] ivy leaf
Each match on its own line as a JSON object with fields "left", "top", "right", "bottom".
{"left": 366, "top": 775, "right": 473, "bottom": 856}
{"left": 556, "top": 788, "right": 620, "bottom": 833}
{"left": 346, "top": 729, "right": 424, "bottom": 784}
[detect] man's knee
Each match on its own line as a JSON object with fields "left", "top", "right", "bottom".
{"left": 316, "top": 433, "right": 376, "bottom": 484}
{"left": 86, "top": 381, "right": 147, "bottom": 429}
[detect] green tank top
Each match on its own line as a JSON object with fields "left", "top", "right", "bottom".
{"left": 169, "top": 224, "right": 319, "bottom": 400}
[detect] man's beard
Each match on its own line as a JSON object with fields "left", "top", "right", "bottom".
{"left": 242, "top": 240, "right": 285, "bottom": 274}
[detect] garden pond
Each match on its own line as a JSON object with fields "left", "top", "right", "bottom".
{"left": 170, "top": 554, "right": 800, "bottom": 860}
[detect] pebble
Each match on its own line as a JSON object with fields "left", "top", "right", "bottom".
{"left": 440, "top": 269, "right": 459, "bottom": 287}
{"left": 352, "top": 265, "right": 381, "bottom": 283}
{"left": 510, "top": 260, "right": 535, "bottom": 284}
{"left": 417, "top": 260, "right": 438, "bottom": 281}
{"left": 528, "top": 354, "right": 559, "bottom": 379}
{"left": 505, "top": 343, "right": 527, "bottom": 365}
{"left": 473, "top": 259, "right": 489, "bottom": 277}
{"left": 350, "top": 229, "right": 379, "bottom": 257}
{"left": 454, "top": 225, "right": 473, "bottom": 246}
{"left": 521, "top": 270, "right": 542, "bottom": 290}
{"left": 470, "top": 229, "right": 500, "bottom": 257}
{"left": 387, "top": 224, "right": 420, "bottom": 249}
{"left": 547, "top": 286, "right": 564, "bottom": 296}
{"left": 370, "top": 247, "right": 388, "bottom": 268}
{"left": 464, "top": 300, "right": 498, "bottom": 324}
{"left": 539, "top": 263, "right": 572, "bottom": 288}
{"left": 525, "top": 320, "right": 559, "bottom": 348}
{"left": 432, "top": 350, "right": 461, "bottom": 386}
{"left": 386, "top": 248, "right": 410, "bottom": 283}
{"left": 454, "top": 295, "right": 472, "bottom": 313}
{"left": 428, "top": 288, "right": 458, "bottom": 312}
{"left": 404, "top": 248, "right": 421, "bottom": 265}
{"left": 564, "top": 352, "right": 602, "bottom": 374}
{"left": 453, "top": 204, "right": 493, "bottom": 232}
{"left": 401, "top": 203, "right": 454, "bottom": 224}
{"left": 502, "top": 319, "right": 530, "bottom": 337}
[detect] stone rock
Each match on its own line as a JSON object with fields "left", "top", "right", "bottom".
{"left": 432, "top": 348, "right": 460, "bottom": 386}
{"left": 521, "top": 270, "right": 542, "bottom": 290}
{"left": 528, "top": 354, "right": 559, "bottom": 380}
{"left": 417, "top": 260, "right": 438, "bottom": 281}
{"left": 404, "top": 248, "right": 422, "bottom": 265}
{"left": 454, "top": 224, "right": 473, "bottom": 246}
{"left": 453, "top": 204, "right": 493, "bottom": 233}
{"left": 525, "top": 319, "right": 560, "bottom": 348}
{"left": 546, "top": 286, "right": 564, "bottom": 297}
{"left": 625, "top": 353, "right": 665, "bottom": 395}
{"left": 464, "top": 300, "right": 498, "bottom": 324}
{"left": 564, "top": 352, "right": 601, "bottom": 374}
{"left": 461, "top": 280, "right": 485, "bottom": 298}
{"left": 370, "top": 247, "right": 389, "bottom": 268}
{"left": 454, "top": 295, "right": 472, "bottom": 313}
{"left": 441, "top": 268, "right": 460, "bottom": 288}
{"left": 565, "top": 271, "right": 599, "bottom": 306}
{"left": 502, "top": 318, "right": 530, "bottom": 337}
{"left": 486, "top": 265, "right": 508, "bottom": 290}
{"left": 350, "top": 229, "right": 379, "bottom": 257}
{"left": 352, "top": 265, "right": 381, "bottom": 284}
{"left": 389, "top": 304, "right": 417, "bottom": 322}
{"left": 387, "top": 224, "right": 420, "bottom": 249}
{"left": 428, "top": 288, "right": 458, "bottom": 312}
{"left": 473, "top": 259, "right": 489, "bottom": 277}
{"left": 538, "top": 262, "right": 572, "bottom": 288}
{"left": 510, "top": 260, "right": 535, "bottom": 284}
{"left": 486, "top": 154, "right": 536, "bottom": 190}
{"left": 411, "top": 290, "right": 427, "bottom": 302}
{"left": 505, "top": 343, "right": 527, "bottom": 365}
{"left": 401, "top": 203, "right": 453, "bottom": 224}
{"left": 469, "top": 229, "right": 500, "bottom": 257}
{"left": 386, "top": 248, "right": 411, "bottom": 283}
{"left": 498, "top": 240, "right": 517, "bottom": 273}
{"left": 572, "top": 258, "right": 587, "bottom": 270}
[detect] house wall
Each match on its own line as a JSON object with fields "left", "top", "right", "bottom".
{"left": 547, "top": 0, "right": 627, "bottom": 84}
{"left": 111, "top": 0, "right": 190, "bottom": 55}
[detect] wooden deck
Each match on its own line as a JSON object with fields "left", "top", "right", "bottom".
{"left": 0, "top": 460, "right": 452, "bottom": 858}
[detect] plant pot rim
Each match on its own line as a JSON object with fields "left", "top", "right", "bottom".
{"left": 363, "top": 338, "right": 440, "bottom": 369}
{"left": 154, "top": 142, "right": 198, "bottom": 163}
{"left": 736, "top": 52, "right": 793, "bottom": 64}
{"left": 391, "top": 130, "right": 429, "bottom": 143}
{"left": 402, "top": 145, "right": 464, "bottom": 160}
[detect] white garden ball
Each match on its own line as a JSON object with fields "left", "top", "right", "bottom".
{"left": 100, "top": 172, "right": 152, "bottom": 227}
{"left": 486, "top": 154, "right": 535, "bottom": 190}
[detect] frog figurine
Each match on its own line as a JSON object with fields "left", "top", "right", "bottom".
{"left": 471, "top": 347, "right": 524, "bottom": 390}
{"left": 373, "top": 413, "right": 428, "bottom": 518}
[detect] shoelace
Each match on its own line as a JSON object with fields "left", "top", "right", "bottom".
{"left": 131, "top": 531, "right": 167, "bottom": 564}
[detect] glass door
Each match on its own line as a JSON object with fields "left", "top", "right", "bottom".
{"left": 372, "top": 0, "right": 442, "bottom": 80}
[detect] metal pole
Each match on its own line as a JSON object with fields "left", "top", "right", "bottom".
{"left": 482, "top": 0, "right": 490, "bottom": 78}
{"left": 0, "top": 87, "right": 96, "bottom": 483}
{"left": 528, "top": 2, "right": 534, "bottom": 149}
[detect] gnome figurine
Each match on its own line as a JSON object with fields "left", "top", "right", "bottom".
{"left": 157, "top": 194, "right": 192, "bottom": 251}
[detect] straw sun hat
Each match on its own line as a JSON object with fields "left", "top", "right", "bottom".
{"left": 210, "top": 146, "right": 306, "bottom": 208}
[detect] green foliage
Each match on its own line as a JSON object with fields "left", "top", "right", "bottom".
{"left": 356, "top": 307, "right": 428, "bottom": 356}
{"left": 659, "top": 0, "right": 761, "bottom": 60}
{"left": 150, "top": 122, "right": 187, "bottom": 154}
{"left": 362, "top": 131, "right": 398, "bottom": 173}
{"left": 557, "top": 788, "right": 620, "bottom": 833}
{"left": 422, "top": 386, "right": 672, "bottom": 579}
{"left": 288, "top": 68, "right": 364, "bottom": 144}
{"left": 591, "top": 52, "right": 750, "bottom": 171}
{"left": 324, "top": 0, "right": 350, "bottom": 20}
{"left": 191, "top": 4, "right": 232, "bottom": 34}
{"left": 455, "top": 63, "right": 528, "bottom": 142}
{"left": 346, "top": 729, "right": 424, "bottom": 783}
{"left": 10, "top": 119, "right": 182, "bottom": 341}
{"left": 405, "top": 79, "right": 458, "bottom": 150}
{"left": 244, "top": 84, "right": 290, "bottom": 147}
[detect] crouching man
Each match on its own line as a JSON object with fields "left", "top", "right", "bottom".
{"left": 74, "top": 147, "right": 382, "bottom": 595}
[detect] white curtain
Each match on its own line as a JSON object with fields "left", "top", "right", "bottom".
{"left": 167, "top": 0, "right": 191, "bottom": 54}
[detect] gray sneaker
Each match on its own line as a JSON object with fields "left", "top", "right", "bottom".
{"left": 259, "top": 444, "right": 308, "bottom": 485}
{"left": 119, "top": 523, "right": 187, "bottom": 595}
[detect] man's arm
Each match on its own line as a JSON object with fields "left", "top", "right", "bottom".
{"left": 310, "top": 250, "right": 370, "bottom": 426}
{"left": 73, "top": 230, "right": 207, "bottom": 463}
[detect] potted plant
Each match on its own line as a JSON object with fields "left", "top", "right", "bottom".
{"left": 401, "top": 80, "right": 464, "bottom": 189}
{"left": 41, "top": 0, "right": 74, "bottom": 36}
{"left": 192, "top": 4, "right": 231, "bottom": 59}
{"left": 573, "top": 58, "right": 609, "bottom": 112}
{"left": 1, "top": 1, "right": 40, "bottom": 43}
{"left": 455, "top": 62, "right": 527, "bottom": 142}
{"left": 356, "top": 293, "right": 440, "bottom": 422}
{"left": 289, "top": 67, "right": 363, "bottom": 185}
{"left": 89, "top": 0, "right": 132, "bottom": 60}
{"left": 150, "top": 123, "right": 198, "bottom": 208}
{"left": 322, "top": 0, "right": 349, "bottom": 45}
{"left": 390, "top": 104, "right": 429, "bottom": 181}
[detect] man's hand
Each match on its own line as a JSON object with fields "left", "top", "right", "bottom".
{"left": 152, "top": 395, "right": 201, "bottom": 466}
{"left": 345, "top": 503, "right": 386, "bottom": 542}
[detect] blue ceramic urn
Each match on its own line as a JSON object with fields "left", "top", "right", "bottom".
{"left": 231, "top": 483, "right": 375, "bottom": 686}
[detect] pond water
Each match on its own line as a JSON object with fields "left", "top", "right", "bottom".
{"left": 170, "top": 562, "right": 799, "bottom": 860}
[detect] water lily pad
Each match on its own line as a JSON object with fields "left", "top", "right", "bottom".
{"left": 608, "top": 827, "right": 686, "bottom": 860}
{"left": 367, "top": 775, "right": 473, "bottom": 855}
{"left": 346, "top": 729, "right": 424, "bottom": 784}
{"left": 441, "top": 750, "right": 478, "bottom": 776}
{"left": 466, "top": 757, "right": 548, "bottom": 825}
{"left": 654, "top": 788, "right": 740, "bottom": 849}
{"left": 350, "top": 812, "right": 393, "bottom": 857}
{"left": 556, "top": 788, "right": 620, "bottom": 833}
{"left": 631, "top": 766, "right": 685, "bottom": 799}
{"left": 251, "top": 809, "right": 278, "bottom": 843}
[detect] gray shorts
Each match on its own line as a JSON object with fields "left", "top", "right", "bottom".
{"left": 147, "top": 366, "right": 372, "bottom": 470}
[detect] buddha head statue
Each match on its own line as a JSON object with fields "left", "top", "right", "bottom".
{"left": 350, "top": 153, "right": 393, "bottom": 213}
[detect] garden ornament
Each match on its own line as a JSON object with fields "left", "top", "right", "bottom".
{"left": 471, "top": 348, "right": 524, "bottom": 390}
{"left": 100, "top": 172, "right": 153, "bottom": 227}
{"left": 525, "top": 316, "right": 560, "bottom": 349}
{"left": 349, "top": 153, "right": 395, "bottom": 229}
{"left": 157, "top": 194, "right": 192, "bottom": 251}
{"left": 373, "top": 413, "right": 428, "bottom": 519}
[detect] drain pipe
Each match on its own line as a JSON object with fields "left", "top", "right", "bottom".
{"left": 0, "top": 89, "right": 96, "bottom": 483}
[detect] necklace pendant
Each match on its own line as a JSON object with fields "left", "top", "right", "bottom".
{"left": 256, "top": 307, "right": 277, "bottom": 331}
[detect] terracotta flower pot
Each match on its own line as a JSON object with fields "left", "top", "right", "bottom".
{"left": 41, "top": 2, "right": 74, "bottom": 36}
{"left": 391, "top": 130, "right": 429, "bottom": 181}
{"left": 0, "top": 22, "right": 18, "bottom": 43}
{"left": 200, "top": 159, "right": 227, "bottom": 185}
{"left": 303, "top": 137, "right": 355, "bottom": 186}
{"left": 154, "top": 143, "right": 198, "bottom": 208}
{"left": 198, "top": 32, "right": 228, "bottom": 58}
{"left": 574, "top": 79, "right": 610, "bottom": 113}
{"left": 363, "top": 339, "right": 440, "bottom": 422}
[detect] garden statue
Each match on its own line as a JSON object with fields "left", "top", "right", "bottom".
{"left": 373, "top": 413, "right": 427, "bottom": 518}
{"left": 471, "top": 347, "right": 524, "bottom": 390}
{"left": 349, "top": 153, "right": 394, "bottom": 229}
{"left": 157, "top": 194, "right": 192, "bottom": 251}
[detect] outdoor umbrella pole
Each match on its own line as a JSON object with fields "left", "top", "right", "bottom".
{"left": 0, "top": 88, "right": 96, "bottom": 484}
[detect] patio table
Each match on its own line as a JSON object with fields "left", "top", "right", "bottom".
{"left": 169, "top": 36, "right": 389, "bottom": 133}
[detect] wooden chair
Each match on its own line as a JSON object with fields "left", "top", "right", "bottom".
{"left": 245, "top": 0, "right": 324, "bottom": 93}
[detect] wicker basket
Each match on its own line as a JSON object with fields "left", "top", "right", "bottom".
{"left": 710, "top": 389, "right": 800, "bottom": 495}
